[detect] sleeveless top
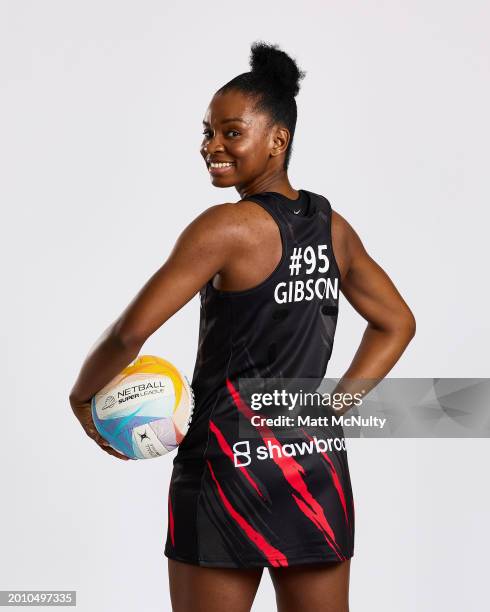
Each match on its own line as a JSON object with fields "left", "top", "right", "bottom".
{"left": 165, "top": 189, "right": 355, "bottom": 568}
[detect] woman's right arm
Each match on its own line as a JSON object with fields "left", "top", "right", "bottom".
{"left": 69, "top": 203, "right": 244, "bottom": 458}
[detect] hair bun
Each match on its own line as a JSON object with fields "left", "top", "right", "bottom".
{"left": 249, "top": 40, "right": 306, "bottom": 98}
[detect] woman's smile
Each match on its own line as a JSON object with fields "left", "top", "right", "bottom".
{"left": 208, "top": 161, "right": 236, "bottom": 175}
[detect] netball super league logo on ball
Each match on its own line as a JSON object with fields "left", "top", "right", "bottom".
{"left": 101, "top": 395, "right": 116, "bottom": 411}
{"left": 91, "top": 355, "right": 194, "bottom": 460}
{"left": 273, "top": 244, "right": 339, "bottom": 304}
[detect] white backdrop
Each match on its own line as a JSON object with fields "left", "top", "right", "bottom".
{"left": 1, "top": 1, "right": 489, "bottom": 610}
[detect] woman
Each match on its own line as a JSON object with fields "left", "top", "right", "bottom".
{"left": 70, "top": 41, "right": 415, "bottom": 612}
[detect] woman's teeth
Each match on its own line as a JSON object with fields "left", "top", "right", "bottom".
{"left": 209, "top": 162, "right": 234, "bottom": 168}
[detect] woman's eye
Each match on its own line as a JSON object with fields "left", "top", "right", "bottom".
{"left": 201, "top": 129, "right": 240, "bottom": 138}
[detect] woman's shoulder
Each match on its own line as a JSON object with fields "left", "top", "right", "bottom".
{"left": 191, "top": 199, "right": 272, "bottom": 228}
{"left": 330, "top": 206, "right": 373, "bottom": 283}
{"left": 183, "top": 200, "right": 277, "bottom": 254}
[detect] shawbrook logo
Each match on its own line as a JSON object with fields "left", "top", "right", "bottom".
{"left": 232, "top": 436, "right": 346, "bottom": 467}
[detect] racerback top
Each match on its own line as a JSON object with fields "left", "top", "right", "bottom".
{"left": 177, "top": 188, "right": 342, "bottom": 460}
{"left": 166, "top": 188, "right": 355, "bottom": 568}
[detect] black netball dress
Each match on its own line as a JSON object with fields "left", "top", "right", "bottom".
{"left": 164, "top": 189, "right": 355, "bottom": 568}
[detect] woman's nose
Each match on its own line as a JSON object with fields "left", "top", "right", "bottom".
{"left": 203, "top": 134, "right": 225, "bottom": 153}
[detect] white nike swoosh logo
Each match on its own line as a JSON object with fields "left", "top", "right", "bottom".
{"left": 293, "top": 209, "right": 301, "bottom": 214}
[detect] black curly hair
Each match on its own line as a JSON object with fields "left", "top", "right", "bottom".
{"left": 216, "top": 41, "right": 306, "bottom": 171}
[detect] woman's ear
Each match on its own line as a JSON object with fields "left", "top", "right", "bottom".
{"left": 270, "top": 126, "right": 290, "bottom": 157}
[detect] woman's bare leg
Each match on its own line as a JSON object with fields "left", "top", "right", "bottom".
{"left": 168, "top": 558, "right": 264, "bottom": 612}
{"left": 269, "top": 559, "right": 351, "bottom": 612}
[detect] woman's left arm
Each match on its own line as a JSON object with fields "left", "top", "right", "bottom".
{"left": 330, "top": 210, "right": 417, "bottom": 415}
